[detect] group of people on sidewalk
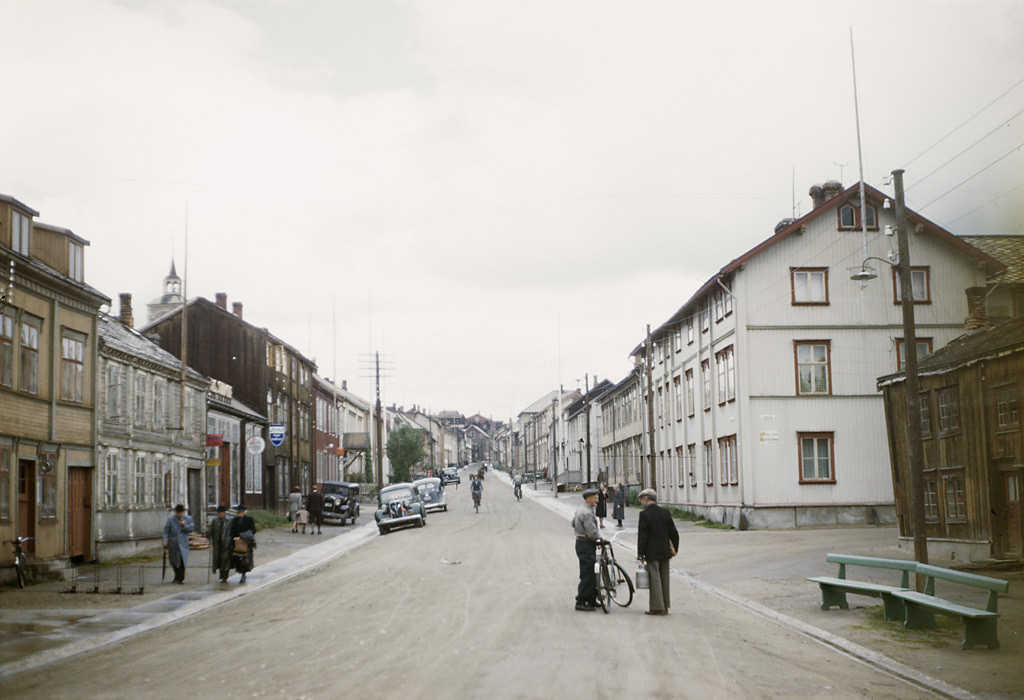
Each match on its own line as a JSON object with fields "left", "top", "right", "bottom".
{"left": 572, "top": 485, "right": 678, "bottom": 614}
{"left": 161, "top": 503, "right": 256, "bottom": 585}
{"left": 287, "top": 485, "right": 325, "bottom": 534}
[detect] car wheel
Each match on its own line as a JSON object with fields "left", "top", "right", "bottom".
{"left": 443, "top": 505, "right": 448, "bottom": 512}
{"left": 378, "top": 526, "right": 387, "bottom": 535}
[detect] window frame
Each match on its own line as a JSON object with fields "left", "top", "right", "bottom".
{"left": 794, "top": 340, "right": 831, "bottom": 396}
{"left": 0, "top": 446, "right": 10, "bottom": 520}
{"left": 718, "top": 434, "right": 738, "bottom": 485}
{"left": 685, "top": 369, "right": 695, "bottom": 417}
{"left": 943, "top": 474, "right": 966, "bottom": 522}
{"left": 895, "top": 337, "right": 933, "bottom": 371}
{"left": 60, "top": 331, "right": 86, "bottom": 403}
{"left": 19, "top": 317, "right": 41, "bottom": 395}
{"left": 703, "top": 440, "right": 713, "bottom": 486}
{"left": 837, "top": 202, "right": 878, "bottom": 231}
{"left": 715, "top": 345, "right": 736, "bottom": 404}
{"left": 687, "top": 443, "right": 697, "bottom": 487}
{"left": 791, "top": 268, "right": 829, "bottom": 305}
{"left": 68, "top": 241, "right": 84, "bottom": 282}
{"left": 798, "top": 431, "right": 835, "bottom": 484}
{"left": 936, "top": 386, "right": 961, "bottom": 435}
{"left": 0, "top": 311, "right": 13, "bottom": 388}
{"left": 919, "top": 391, "right": 932, "bottom": 439}
{"left": 673, "top": 374, "right": 682, "bottom": 421}
{"left": 701, "top": 360, "right": 711, "bottom": 411}
{"left": 995, "top": 385, "right": 1019, "bottom": 430}
{"left": 893, "top": 266, "right": 931, "bottom": 305}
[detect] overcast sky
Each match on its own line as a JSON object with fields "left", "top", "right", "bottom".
{"left": 3, "top": 0, "right": 1022, "bottom": 420}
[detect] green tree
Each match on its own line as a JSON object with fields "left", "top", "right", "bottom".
{"left": 386, "top": 424, "right": 425, "bottom": 483}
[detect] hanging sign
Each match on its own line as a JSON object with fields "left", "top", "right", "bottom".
{"left": 269, "top": 424, "right": 286, "bottom": 447}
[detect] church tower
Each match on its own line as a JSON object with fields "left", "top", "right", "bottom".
{"left": 147, "top": 260, "right": 184, "bottom": 323}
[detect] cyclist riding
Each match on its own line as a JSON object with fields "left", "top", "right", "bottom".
{"left": 513, "top": 472, "right": 523, "bottom": 501}
{"left": 470, "top": 473, "right": 483, "bottom": 511}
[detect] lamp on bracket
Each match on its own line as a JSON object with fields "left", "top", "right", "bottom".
{"left": 851, "top": 255, "right": 898, "bottom": 282}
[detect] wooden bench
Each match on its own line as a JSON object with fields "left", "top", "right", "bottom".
{"left": 892, "top": 563, "right": 1010, "bottom": 650}
{"left": 807, "top": 553, "right": 917, "bottom": 621}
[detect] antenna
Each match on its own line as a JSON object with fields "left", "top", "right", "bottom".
{"left": 850, "top": 28, "right": 870, "bottom": 270}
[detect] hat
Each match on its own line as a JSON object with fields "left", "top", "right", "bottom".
{"left": 174, "top": 504, "right": 186, "bottom": 512}
{"left": 216, "top": 505, "right": 228, "bottom": 512}
{"left": 582, "top": 487, "right": 599, "bottom": 499}
{"left": 638, "top": 488, "right": 657, "bottom": 502}
{"left": 235, "top": 504, "right": 247, "bottom": 511}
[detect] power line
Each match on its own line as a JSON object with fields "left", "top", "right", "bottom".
{"left": 918, "top": 141, "right": 1024, "bottom": 211}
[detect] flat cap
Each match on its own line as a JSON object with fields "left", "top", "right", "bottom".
{"left": 638, "top": 488, "right": 657, "bottom": 501}
{"left": 582, "top": 487, "right": 599, "bottom": 498}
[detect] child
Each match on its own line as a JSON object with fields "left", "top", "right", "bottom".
{"left": 295, "top": 506, "right": 309, "bottom": 534}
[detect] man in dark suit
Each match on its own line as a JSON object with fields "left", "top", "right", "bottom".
{"left": 306, "top": 484, "right": 324, "bottom": 534}
{"left": 636, "top": 488, "right": 679, "bottom": 615}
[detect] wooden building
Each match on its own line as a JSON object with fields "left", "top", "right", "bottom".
{"left": 878, "top": 310, "right": 1024, "bottom": 562}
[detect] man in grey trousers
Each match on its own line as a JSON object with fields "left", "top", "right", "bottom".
{"left": 636, "top": 488, "right": 679, "bottom": 615}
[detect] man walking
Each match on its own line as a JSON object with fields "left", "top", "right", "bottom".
{"left": 162, "top": 504, "right": 194, "bottom": 584}
{"left": 306, "top": 484, "right": 324, "bottom": 534}
{"left": 206, "top": 504, "right": 233, "bottom": 582}
{"left": 572, "top": 487, "right": 601, "bottom": 611}
{"left": 637, "top": 488, "right": 679, "bottom": 616}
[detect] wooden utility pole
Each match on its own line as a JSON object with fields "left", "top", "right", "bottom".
{"left": 374, "top": 351, "right": 383, "bottom": 488}
{"left": 893, "top": 169, "right": 929, "bottom": 572}
{"left": 645, "top": 325, "right": 657, "bottom": 490}
{"left": 584, "top": 374, "right": 592, "bottom": 485}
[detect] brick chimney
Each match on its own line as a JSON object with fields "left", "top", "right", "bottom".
{"left": 809, "top": 180, "right": 844, "bottom": 210}
{"left": 118, "top": 293, "right": 134, "bottom": 328}
{"left": 964, "top": 287, "right": 989, "bottom": 331}
{"left": 216, "top": 292, "right": 228, "bottom": 309}
{"left": 232, "top": 301, "right": 243, "bottom": 319}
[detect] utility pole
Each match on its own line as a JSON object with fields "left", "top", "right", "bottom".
{"left": 645, "top": 325, "right": 657, "bottom": 491}
{"left": 374, "top": 351, "right": 383, "bottom": 488}
{"left": 584, "top": 374, "right": 592, "bottom": 485}
{"left": 893, "top": 169, "right": 929, "bottom": 573}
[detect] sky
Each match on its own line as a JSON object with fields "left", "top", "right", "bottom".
{"left": 2, "top": 0, "right": 1022, "bottom": 421}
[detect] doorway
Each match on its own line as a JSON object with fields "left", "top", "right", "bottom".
{"left": 17, "top": 460, "right": 36, "bottom": 556}
{"left": 1004, "top": 471, "right": 1022, "bottom": 556}
{"left": 68, "top": 467, "right": 93, "bottom": 563}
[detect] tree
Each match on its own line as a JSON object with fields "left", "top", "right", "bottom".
{"left": 386, "top": 424, "right": 425, "bottom": 483}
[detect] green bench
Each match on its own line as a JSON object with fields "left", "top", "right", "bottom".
{"left": 807, "top": 553, "right": 917, "bottom": 621}
{"left": 892, "top": 563, "right": 1010, "bottom": 650}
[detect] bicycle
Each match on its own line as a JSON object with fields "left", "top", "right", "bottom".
{"left": 472, "top": 490, "right": 481, "bottom": 513}
{"left": 593, "top": 536, "right": 634, "bottom": 613}
{"left": 514, "top": 483, "right": 522, "bottom": 501}
{"left": 10, "top": 536, "right": 31, "bottom": 589}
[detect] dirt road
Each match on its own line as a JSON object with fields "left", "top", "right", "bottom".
{"left": 4, "top": 483, "right": 941, "bottom": 699}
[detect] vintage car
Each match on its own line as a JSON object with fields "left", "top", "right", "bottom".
{"left": 413, "top": 477, "right": 448, "bottom": 513}
{"left": 442, "top": 466, "right": 460, "bottom": 485}
{"left": 374, "top": 483, "right": 426, "bottom": 535}
{"left": 319, "top": 481, "right": 360, "bottom": 525}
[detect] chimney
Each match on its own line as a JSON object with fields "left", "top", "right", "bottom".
{"left": 342, "top": 380, "right": 347, "bottom": 391}
{"left": 216, "top": 292, "right": 227, "bottom": 309}
{"left": 964, "top": 287, "right": 989, "bottom": 331}
{"left": 118, "top": 293, "right": 134, "bottom": 328}
{"left": 233, "top": 301, "right": 243, "bottom": 319}
{"left": 809, "top": 180, "right": 844, "bottom": 209}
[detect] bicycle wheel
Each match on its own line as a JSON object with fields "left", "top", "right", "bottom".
{"left": 598, "top": 564, "right": 611, "bottom": 613}
{"left": 608, "top": 561, "right": 634, "bottom": 607}
{"left": 15, "top": 553, "right": 28, "bottom": 589}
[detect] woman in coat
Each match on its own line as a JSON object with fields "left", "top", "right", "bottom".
{"left": 612, "top": 484, "right": 626, "bottom": 528}
{"left": 228, "top": 504, "right": 257, "bottom": 583}
{"left": 595, "top": 483, "right": 608, "bottom": 528}
{"left": 206, "top": 505, "right": 233, "bottom": 582}
{"left": 162, "top": 504, "right": 194, "bottom": 584}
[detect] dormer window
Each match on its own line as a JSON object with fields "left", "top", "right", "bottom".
{"left": 838, "top": 202, "right": 877, "bottom": 231}
{"left": 12, "top": 211, "right": 30, "bottom": 255}
{"left": 68, "top": 241, "right": 83, "bottom": 282}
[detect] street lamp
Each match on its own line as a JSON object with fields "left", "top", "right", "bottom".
{"left": 852, "top": 169, "right": 928, "bottom": 573}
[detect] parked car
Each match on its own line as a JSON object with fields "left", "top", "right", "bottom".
{"left": 374, "top": 483, "right": 426, "bottom": 534}
{"left": 442, "top": 467, "right": 460, "bottom": 485}
{"left": 319, "top": 481, "right": 360, "bottom": 525}
{"left": 413, "top": 477, "right": 448, "bottom": 513}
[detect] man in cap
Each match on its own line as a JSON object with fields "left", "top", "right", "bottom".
{"left": 572, "top": 487, "right": 602, "bottom": 611}
{"left": 637, "top": 488, "right": 679, "bottom": 615}
{"left": 229, "top": 504, "right": 257, "bottom": 583}
{"left": 207, "top": 505, "right": 233, "bottom": 582}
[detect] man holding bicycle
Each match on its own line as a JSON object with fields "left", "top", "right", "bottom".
{"left": 572, "top": 487, "right": 601, "bottom": 611}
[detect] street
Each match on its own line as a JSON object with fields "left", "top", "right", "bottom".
{"left": 4, "top": 480, "right": 939, "bottom": 699}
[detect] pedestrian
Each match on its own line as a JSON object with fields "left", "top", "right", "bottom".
{"left": 306, "top": 484, "right": 324, "bottom": 534}
{"left": 162, "top": 504, "right": 194, "bottom": 584}
{"left": 596, "top": 483, "right": 608, "bottom": 528}
{"left": 571, "top": 487, "right": 601, "bottom": 611}
{"left": 207, "top": 504, "right": 233, "bottom": 582}
{"left": 288, "top": 486, "right": 302, "bottom": 533}
{"left": 612, "top": 483, "right": 626, "bottom": 528}
{"left": 229, "top": 504, "right": 256, "bottom": 584}
{"left": 295, "top": 503, "right": 309, "bottom": 534}
{"left": 636, "top": 488, "right": 679, "bottom": 616}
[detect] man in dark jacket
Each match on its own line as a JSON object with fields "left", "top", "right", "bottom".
{"left": 206, "top": 504, "right": 233, "bottom": 582}
{"left": 229, "top": 504, "right": 257, "bottom": 583}
{"left": 306, "top": 485, "right": 324, "bottom": 534}
{"left": 636, "top": 488, "right": 679, "bottom": 615}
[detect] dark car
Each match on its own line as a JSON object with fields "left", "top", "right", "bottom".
{"left": 374, "top": 483, "right": 426, "bottom": 535}
{"left": 413, "top": 477, "right": 448, "bottom": 513}
{"left": 442, "top": 467, "right": 460, "bottom": 485}
{"left": 319, "top": 481, "right": 360, "bottom": 525}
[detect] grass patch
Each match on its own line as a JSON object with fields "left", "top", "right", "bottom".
{"left": 857, "top": 605, "right": 962, "bottom": 648}
{"left": 664, "top": 506, "right": 735, "bottom": 529}
{"left": 249, "top": 509, "right": 289, "bottom": 531}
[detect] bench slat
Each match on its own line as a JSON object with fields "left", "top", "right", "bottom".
{"left": 892, "top": 590, "right": 998, "bottom": 619}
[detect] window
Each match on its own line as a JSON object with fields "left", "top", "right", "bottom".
{"left": 943, "top": 475, "right": 966, "bottom": 520}
{"left": 718, "top": 435, "right": 738, "bottom": 485}
{"left": 723, "top": 282, "right": 733, "bottom": 316}
{"left": 106, "top": 363, "right": 125, "bottom": 419}
{"left": 686, "top": 319, "right": 694, "bottom": 345}
{"left": 676, "top": 446, "right": 686, "bottom": 486}
{"left": 920, "top": 391, "right": 932, "bottom": 438}
{"left": 134, "top": 455, "right": 147, "bottom": 505}
{"left": 791, "top": 268, "right": 829, "bottom": 305}
{"left": 153, "top": 380, "right": 166, "bottom": 429}
{"left": 701, "top": 360, "right": 711, "bottom": 411}
{"left": 12, "top": 211, "right": 30, "bottom": 256}
{"left": 700, "top": 307, "right": 709, "bottom": 333}
{"left": 838, "top": 203, "right": 878, "bottom": 230}
{"left": 937, "top": 387, "right": 960, "bottom": 434}
{"left": 924, "top": 479, "right": 938, "bottom": 521}
{"left": 703, "top": 440, "right": 713, "bottom": 486}
{"left": 20, "top": 320, "right": 40, "bottom": 394}
{"left": 687, "top": 444, "right": 697, "bottom": 487}
{"left": 68, "top": 242, "right": 83, "bottom": 282}
{"left": 895, "top": 337, "right": 933, "bottom": 371}
{"left": 60, "top": 332, "right": 85, "bottom": 402}
{"left": 795, "top": 341, "right": 830, "bottom": 395}
{"left": 0, "top": 447, "right": 9, "bottom": 520}
{"left": 673, "top": 375, "right": 682, "bottom": 420}
{"left": 673, "top": 327, "right": 682, "bottom": 353}
{"left": 715, "top": 346, "right": 735, "bottom": 404}
{"left": 0, "top": 312, "right": 12, "bottom": 388}
{"left": 152, "top": 456, "right": 165, "bottom": 506}
{"left": 714, "top": 290, "right": 725, "bottom": 321}
{"left": 105, "top": 452, "right": 118, "bottom": 507}
{"left": 893, "top": 267, "right": 931, "bottom": 304}
{"left": 996, "top": 386, "right": 1019, "bottom": 429}
{"left": 656, "top": 386, "right": 663, "bottom": 423}
{"left": 685, "top": 369, "right": 694, "bottom": 417}
{"left": 799, "top": 432, "right": 834, "bottom": 482}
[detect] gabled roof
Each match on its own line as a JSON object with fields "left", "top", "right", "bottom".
{"left": 878, "top": 316, "right": 1024, "bottom": 387}
{"left": 630, "top": 181, "right": 1006, "bottom": 357}
{"left": 99, "top": 315, "right": 208, "bottom": 384}
{"left": 960, "top": 235, "right": 1024, "bottom": 284}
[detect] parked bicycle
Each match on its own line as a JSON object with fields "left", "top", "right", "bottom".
{"left": 594, "top": 535, "right": 634, "bottom": 613}
{"left": 10, "top": 536, "right": 31, "bottom": 589}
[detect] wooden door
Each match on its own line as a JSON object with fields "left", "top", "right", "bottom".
{"left": 17, "top": 460, "right": 35, "bottom": 555}
{"left": 1005, "top": 471, "right": 1022, "bottom": 555}
{"left": 68, "top": 467, "right": 93, "bottom": 562}
{"left": 219, "top": 446, "right": 231, "bottom": 508}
